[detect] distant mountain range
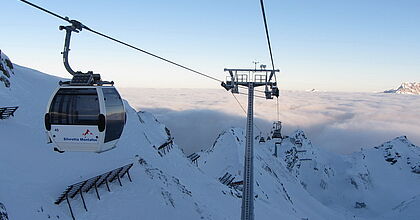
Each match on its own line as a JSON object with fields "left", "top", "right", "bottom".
{"left": 384, "top": 82, "right": 420, "bottom": 95}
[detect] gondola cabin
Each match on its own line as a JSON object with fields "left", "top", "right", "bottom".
{"left": 45, "top": 85, "right": 126, "bottom": 153}
{"left": 272, "top": 121, "right": 282, "bottom": 139}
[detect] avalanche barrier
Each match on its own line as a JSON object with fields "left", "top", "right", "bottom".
{"left": 0, "top": 106, "right": 18, "bottom": 120}
{"left": 55, "top": 163, "right": 134, "bottom": 220}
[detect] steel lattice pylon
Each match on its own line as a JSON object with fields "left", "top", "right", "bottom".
{"left": 241, "top": 82, "right": 254, "bottom": 220}
{"left": 222, "top": 68, "right": 279, "bottom": 220}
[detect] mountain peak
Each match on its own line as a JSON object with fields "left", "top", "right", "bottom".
{"left": 384, "top": 82, "right": 420, "bottom": 95}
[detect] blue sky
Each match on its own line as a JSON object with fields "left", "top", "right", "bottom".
{"left": 1, "top": 0, "right": 419, "bottom": 91}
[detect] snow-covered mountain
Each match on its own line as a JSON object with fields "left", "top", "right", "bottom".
{"left": 199, "top": 128, "right": 420, "bottom": 220}
{"left": 1, "top": 51, "right": 419, "bottom": 220}
{"left": 384, "top": 82, "right": 420, "bottom": 95}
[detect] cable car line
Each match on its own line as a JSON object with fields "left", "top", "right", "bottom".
{"left": 84, "top": 27, "right": 223, "bottom": 83}
{"left": 20, "top": 0, "right": 68, "bottom": 21}
{"left": 259, "top": 0, "right": 276, "bottom": 82}
{"left": 19, "top": 0, "right": 269, "bottom": 121}
{"left": 231, "top": 93, "right": 247, "bottom": 115}
{"left": 231, "top": 93, "right": 263, "bottom": 133}
{"left": 259, "top": 0, "right": 281, "bottom": 123}
{"left": 19, "top": 0, "right": 276, "bottom": 154}
{"left": 19, "top": 0, "right": 223, "bottom": 84}
{"left": 19, "top": 0, "right": 263, "bottom": 132}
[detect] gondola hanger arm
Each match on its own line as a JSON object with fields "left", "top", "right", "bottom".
{"left": 59, "top": 19, "right": 92, "bottom": 76}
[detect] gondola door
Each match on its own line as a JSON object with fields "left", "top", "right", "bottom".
{"left": 46, "top": 87, "right": 104, "bottom": 152}
{"left": 99, "top": 87, "right": 126, "bottom": 152}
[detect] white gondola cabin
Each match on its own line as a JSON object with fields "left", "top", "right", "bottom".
{"left": 45, "top": 85, "right": 126, "bottom": 153}
{"left": 43, "top": 21, "right": 128, "bottom": 153}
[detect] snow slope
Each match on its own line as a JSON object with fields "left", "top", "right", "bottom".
{"left": 0, "top": 52, "right": 240, "bottom": 219}
{"left": 1, "top": 51, "right": 419, "bottom": 220}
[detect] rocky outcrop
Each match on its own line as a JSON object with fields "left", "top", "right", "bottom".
{"left": 0, "top": 202, "right": 8, "bottom": 220}
{"left": 0, "top": 50, "right": 14, "bottom": 88}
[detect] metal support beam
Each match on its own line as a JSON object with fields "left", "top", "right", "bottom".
{"left": 79, "top": 190, "right": 87, "bottom": 212}
{"left": 241, "top": 82, "right": 254, "bottom": 220}
{"left": 117, "top": 175, "right": 122, "bottom": 187}
{"left": 224, "top": 68, "right": 279, "bottom": 73}
{"left": 105, "top": 180, "right": 110, "bottom": 192}
{"left": 127, "top": 171, "right": 132, "bottom": 182}
{"left": 94, "top": 183, "right": 101, "bottom": 200}
{"left": 59, "top": 21, "right": 84, "bottom": 76}
{"left": 66, "top": 195, "right": 75, "bottom": 220}
{"left": 274, "top": 142, "right": 281, "bottom": 158}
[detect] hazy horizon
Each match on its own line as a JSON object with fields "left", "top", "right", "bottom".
{"left": 119, "top": 87, "right": 420, "bottom": 155}
{"left": 2, "top": 0, "right": 419, "bottom": 92}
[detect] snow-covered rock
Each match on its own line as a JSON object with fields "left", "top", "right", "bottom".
{"left": 199, "top": 127, "right": 420, "bottom": 220}
{"left": 0, "top": 203, "right": 8, "bottom": 220}
{"left": 384, "top": 82, "right": 420, "bottom": 95}
{"left": 0, "top": 50, "right": 14, "bottom": 88}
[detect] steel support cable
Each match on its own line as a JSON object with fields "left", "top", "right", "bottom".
{"left": 231, "top": 93, "right": 247, "bottom": 115}
{"left": 20, "top": 0, "right": 68, "bottom": 21}
{"left": 231, "top": 93, "right": 262, "bottom": 134}
{"left": 19, "top": 0, "right": 266, "bottom": 134}
{"left": 259, "top": 0, "right": 277, "bottom": 83}
{"left": 260, "top": 0, "right": 281, "bottom": 127}
{"left": 83, "top": 27, "right": 223, "bottom": 83}
{"left": 19, "top": 0, "right": 223, "bottom": 83}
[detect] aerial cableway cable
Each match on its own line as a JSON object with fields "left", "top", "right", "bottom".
{"left": 259, "top": 0, "right": 276, "bottom": 82}
{"left": 259, "top": 0, "right": 280, "bottom": 122}
{"left": 19, "top": 0, "right": 223, "bottom": 84}
{"left": 231, "top": 93, "right": 263, "bottom": 133}
{"left": 19, "top": 0, "right": 268, "bottom": 129}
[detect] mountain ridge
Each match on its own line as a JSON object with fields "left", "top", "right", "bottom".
{"left": 384, "top": 82, "right": 420, "bottom": 95}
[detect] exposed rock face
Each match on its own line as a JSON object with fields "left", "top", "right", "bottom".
{"left": 384, "top": 82, "right": 420, "bottom": 95}
{"left": 0, "top": 202, "right": 8, "bottom": 220}
{"left": 0, "top": 50, "right": 14, "bottom": 88}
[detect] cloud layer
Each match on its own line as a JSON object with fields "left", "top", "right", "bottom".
{"left": 120, "top": 88, "right": 420, "bottom": 154}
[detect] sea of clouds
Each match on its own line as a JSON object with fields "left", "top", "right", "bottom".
{"left": 120, "top": 88, "right": 420, "bottom": 154}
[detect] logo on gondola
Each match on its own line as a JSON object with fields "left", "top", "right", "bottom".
{"left": 82, "top": 129, "right": 94, "bottom": 137}
{"left": 63, "top": 129, "right": 98, "bottom": 142}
